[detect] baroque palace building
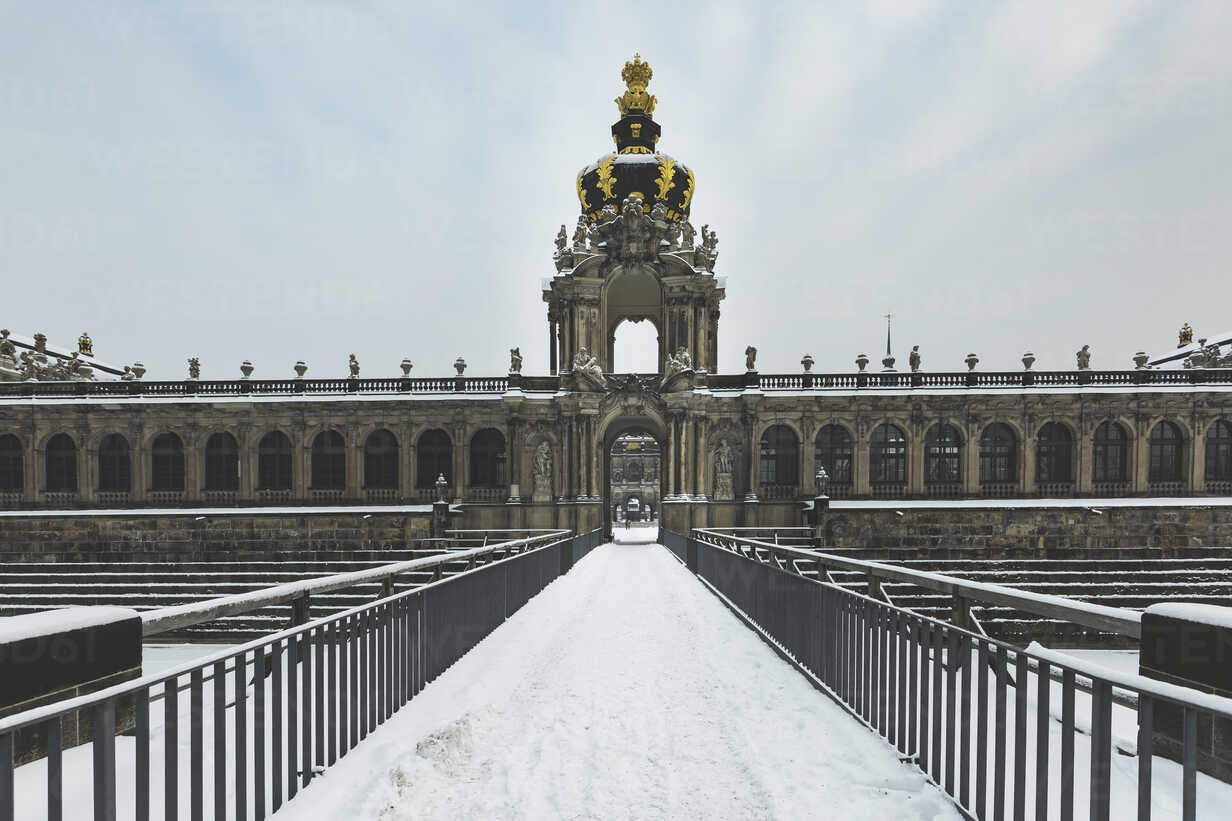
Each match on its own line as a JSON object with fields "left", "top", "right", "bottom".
{"left": 1, "top": 56, "right": 1232, "bottom": 537}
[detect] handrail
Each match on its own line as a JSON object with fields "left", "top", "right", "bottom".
{"left": 140, "top": 529, "right": 572, "bottom": 636}
{"left": 2, "top": 367, "right": 1230, "bottom": 400}
{"left": 692, "top": 528, "right": 1142, "bottom": 638}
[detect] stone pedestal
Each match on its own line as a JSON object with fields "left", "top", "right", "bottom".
{"left": 1139, "top": 603, "right": 1232, "bottom": 781}
{"left": 0, "top": 607, "right": 142, "bottom": 764}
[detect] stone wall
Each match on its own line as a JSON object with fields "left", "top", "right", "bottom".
{"left": 0, "top": 509, "right": 439, "bottom": 561}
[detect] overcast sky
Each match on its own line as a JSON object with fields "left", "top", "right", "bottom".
{"left": 2, "top": 1, "right": 1229, "bottom": 379}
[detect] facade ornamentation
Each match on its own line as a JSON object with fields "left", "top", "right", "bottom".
{"left": 713, "top": 438, "right": 735, "bottom": 502}
{"left": 532, "top": 440, "right": 553, "bottom": 502}
{"left": 1184, "top": 339, "right": 1232, "bottom": 369}
{"left": 1076, "top": 345, "right": 1092, "bottom": 370}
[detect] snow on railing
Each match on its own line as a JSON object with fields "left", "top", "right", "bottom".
{"left": 140, "top": 530, "right": 572, "bottom": 636}
{"left": 692, "top": 528, "right": 1143, "bottom": 638}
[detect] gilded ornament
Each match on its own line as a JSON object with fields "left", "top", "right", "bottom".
{"left": 596, "top": 154, "right": 618, "bottom": 200}
{"left": 679, "top": 166, "right": 695, "bottom": 211}
{"left": 576, "top": 170, "right": 590, "bottom": 211}
{"left": 654, "top": 156, "right": 676, "bottom": 199}
{"left": 620, "top": 146, "right": 653, "bottom": 154}
{"left": 615, "top": 54, "right": 657, "bottom": 117}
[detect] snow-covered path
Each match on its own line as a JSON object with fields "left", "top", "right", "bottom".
{"left": 280, "top": 541, "right": 959, "bottom": 820}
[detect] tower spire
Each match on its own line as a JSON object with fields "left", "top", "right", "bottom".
{"left": 881, "top": 313, "right": 896, "bottom": 372}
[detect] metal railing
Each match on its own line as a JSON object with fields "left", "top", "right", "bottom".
{"left": 0, "top": 527, "right": 604, "bottom": 820}
{"left": 4, "top": 367, "right": 1231, "bottom": 401}
{"left": 693, "top": 529, "right": 1141, "bottom": 639}
{"left": 141, "top": 531, "right": 575, "bottom": 637}
{"left": 681, "top": 528, "right": 1232, "bottom": 821}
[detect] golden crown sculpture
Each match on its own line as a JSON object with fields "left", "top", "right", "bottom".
{"left": 615, "top": 54, "right": 656, "bottom": 117}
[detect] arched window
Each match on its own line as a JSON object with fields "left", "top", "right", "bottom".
{"left": 1035, "top": 423, "right": 1073, "bottom": 483}
{"left": 258, "top": 431, "right": 293, "bottom": 490}
{"left": 814, "top": 425, "right": 852, "bottom": 485}
{"left": 98, "top": 434, "right": 131, "bottom": 492}
{"left": 759, "top": 425, "right": 799, "bottom": 486}
{"left": 1092, "top": 421, "right": 1128, "bottom": 483}
{"left": 204, "top": 433, "right": 239, "bottom": 491}
{"left": 151, "top": 433, "right": 185, "bottom": 491}
{"left": 416, "top": 429, "right": 452, "bottom": 488}
{"left": 0, "top": 434, "right": 23, "bottom": 491}
{"left": 870, "top": 423, "right": 907, "bottom": 485}
{"left": 924, "top": 424, "right": 962, "bottom": 484}
{"left": 45, "top": 433, "right": 78, "bottom": 492}
{"left": 1149, "top": 421, "right": 1184, "bottom": 483}
{"left": 311, "top": 431, "right": 346, "bottom": 490}
{"left": 470, "top": 428, "right": 507, "bottom": 487}
{"left": 1207, "top": 420, "right": 1232, "bottom": 482}
{"left": 979, "top": 424, "right": 1017, "bottom": 484}
{"left": 364, "top": 429, "right": 399, "bottom": 489}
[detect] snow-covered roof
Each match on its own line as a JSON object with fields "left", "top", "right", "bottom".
{"left": 1150, "top": 328, "right": 1232, "bottom": 368}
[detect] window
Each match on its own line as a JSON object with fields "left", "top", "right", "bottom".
{"left": 470, "top": 428, "right": 508, "bottom": 487}
{"left": 0, "top": 434, "right": 22, "bottom": 491}
{"left": 1148, "top": 421, "right": 1183, "bottom": 482}
{"left": 1208, "top": 420, "right": 1232, "bottom": 482}
{"left": 204, "top": 433, "right": 239, "bottom": 491}
{"left": 759, "top": 425, "right": 799, "bottom": 486}
{"left": 1035, "top": 423, "right": 1073, "bottom": 483}
{"left": 1092, "top": 421, "right": 1128, "bottom": 483}
{"left": 979, "top": 424, "right": 1017, "bottom": 484}
{"left": 870, "top": 423, "right": 907, "bottom": 484}
{"left": 151, "top": 433, "right": 185, "bottom": 491}
{"left": 98, "top": 433, "right": 131, "bottom": 492}
{"left": 45, "top": 433, "right": 77, "bottom": 492}
{"left": 924, "top": 424, "right": 962, "bottom": 484}
{"left": 417, "top": 429, "right": 452, "bottom": 487}
{"left": 258, "top": 432, "right": 293, "bottom": 491}
{"left": 364, "top": 429, "right": 399, "bottom": 489}
{"left": 814, "top": 425, "right": 852, "bottom": 485}
{"left": 311, "top": 431, "right": 346, "bottom": 490}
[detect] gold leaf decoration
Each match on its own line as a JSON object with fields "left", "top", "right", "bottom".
{"left": 679, "top": 165, "right": 695, "bottom": 211}
{"left": 597, "top": 154, "right": 618, "bottom": 200}
{"left": 576, "top": 170, "right": 590, "bottom": 211}
{"left": 654, "top": 156, "right": 676, "bottom": 200}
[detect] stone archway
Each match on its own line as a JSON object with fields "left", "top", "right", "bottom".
{"left": 598, "top": 408, "right": 667, "bottom": 539}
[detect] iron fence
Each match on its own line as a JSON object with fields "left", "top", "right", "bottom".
{"left": 0, "top": 528, "right": 603, "bottom": 821}
{"left": 681, "top": 528, "right": 1232, "bottom": 821}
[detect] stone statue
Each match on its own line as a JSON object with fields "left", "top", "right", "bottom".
{"left": 187, "top": 357, "right": 201, "bottom": 379}
{"left": 745, "top": 345, "right": 758, "bottom": 372}
{"left": 1076, "top": 345, "right": 1091, "bottom": 370}
{"left": 587, "top": 220, "right": 601, "bottom": 251}
{"left": 571, "top": 346, "right": 605, "bottom": 388}
{"left": 33, "top": 333, "right": 47, "bottom": 355}
{"left": 0, "top": 329, "right": 15, "bottom": 367}
{"left": 599, "top": 203, "right": 618, "bottom": 223}
{"left": 349, "top": 354, "right": 360, "bottom": 377}
{"left": 662, "top": 347, "right": 694, "bottom": 386}
{"left": 649, "top": 202, "right": 668, "bottom": 225}
{"left": 909, "top": 345, "right": 921, "bottom": 373}
{"left": 666, "top": 219, "right": 681, "bottom": 251}
{"left": 553, "top": 224, "right": 573, "bottom": 271}
{"left": 532, "top": 440, "right": 553, "bottom": 501}
{"left": 681, "top": 221, "right": 696, "bottom": 250}
{"left": 509, "top": 347, "right": 523, "bottom": 374}
{"left": 699, "top": 224, "right": 711, "bottom": 254}
{"left": 572, "top": 216, "right": 588, "bottom": 251}
{"left": 713, "top": 439, "right": 734, "bottom": 501}
{"left": 120, "top": 365, "right": 136, "bottom": 381}
{"left": 554, "top": 225, "right": 567, "bottom": 253}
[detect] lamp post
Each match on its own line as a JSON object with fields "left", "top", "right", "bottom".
{"left": 812, "top": 465, "right": 831, "bottom": 545}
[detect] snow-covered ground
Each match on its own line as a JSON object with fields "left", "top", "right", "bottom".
{"left": 278, "top": 541, "right": 960, "bottom": 821}
{"left": 142, "top": 641, "right": 237, "bottom": 674}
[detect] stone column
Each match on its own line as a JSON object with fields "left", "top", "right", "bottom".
{"left": 1021, "top": 424, "right": 1037, "bottom": 496}
{"left": 130, "top": 429, "right": 147, "bottom": 504}
{"left": 1191, "top": 419, "right": 1206, "bottom": 493}
{"left": 294, "top": 429, "right": 308, "bottom": 501}
{"left": 694, "top": 416, "right": 707, "bottom": 498}
{"left": 238, "top": 430, "right": 254, "bottom": 499}
{"left": 78, "top": 429, "right": 94, "bottom": 505}
{"left": 22, "top": 430, "right": 35, "bottom": 505}
{"left": 1077, "top": 427, "right": 1094, "bottom": 495}
{"left": 401, "top": 423, "right": 415, "bottom": 502}
{"left": 346, "top": 425, "right": 361, "bottom": 500}
{"left": 744, "top": 413, "right": 759, "bottom": 501}
{"left": 963, "top": 425, "right": 980, "bottom": 496}
{"left": 908, "top": 428, "right": 925, "bottom": 496}
{"left": 801, "top": 427, "right": 816, "bottom": 502}
{"left": 507, "top": 417, "right": 521, "bottom": 501}
{"left": 184, "top": 429, "right": 201, "bottom": 503}
{"left": 549, "top": 318, "right": 558, "bottom": 375}
{"left": 1133, "top": 421, "right": 1150, "bottom": 493}
{"left": 854, "top": 429, "right": 871, "bottom": 496}
{"left": 454, "top": 423, "right": 468, "bottom": 502}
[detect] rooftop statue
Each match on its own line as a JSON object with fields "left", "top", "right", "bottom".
{"left": 1076, "top": 345, "right": 1091, "bottom": 370}
{"left": 349, "top": 354, "right": 360, "bottom": 378}
{"left": 909, "top": 346, "right": 921, "bottom": 373}
{"left": 509, "top": 347, "right": 523, "bottom": 374}
{"left": 745, "top": 346, "right": 758, "bottom": 372}
{"left": 188, "top": 357, "right": 201, "bottom": 379}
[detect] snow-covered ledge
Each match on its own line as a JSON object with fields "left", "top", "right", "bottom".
{"left": 1140, "top": 602, "right": 1232, "bottom": 781}
{"left": 0, "top": 606, "right": 142, "bottom": 764}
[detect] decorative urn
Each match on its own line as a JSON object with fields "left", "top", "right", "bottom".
{"left": 1133, "top": 351, "right": 1150, "bottom": 369}
{"left": 801, "top": 354, "right": 815, "bottom": 373}
{"left": 965, "top": 353, "right": 979, "bottom": 372}
{"left": 400, "top": 358, "right": 413, "bottom": 377}
{"left": 454, "top": 357, "right": 467, "bottom": 376}
{"left": 855, "top": 354, "right": 869, "bottom": 373}
{"left": 1022, "top": 352, "right": 1036, "bottom": 371}
{"left": 294, "top": 361, "right": 308, "bottom": 378}
{"left": 240, "top": 360, "right": 254, "bottom": 379}
{"left": 132, "top": 362, "right": 146, "bottom": 379}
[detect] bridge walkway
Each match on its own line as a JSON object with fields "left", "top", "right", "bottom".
{"left": 278, "top": 533, "right": 959, "bottom": 820}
